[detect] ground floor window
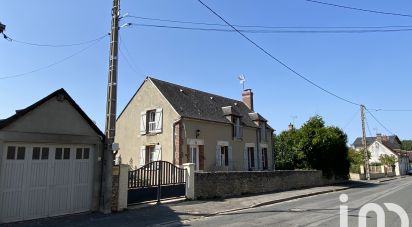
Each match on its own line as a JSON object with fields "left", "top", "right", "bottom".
{"left": 248, "top": 147, "right": 255, "bottom": 170}
{"left": 261, "top": 148, "right": 268, "bottom": 170}
{"left": 221, "top": 146, "right": 229, "bottom": 166}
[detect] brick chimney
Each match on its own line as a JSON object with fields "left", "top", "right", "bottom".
{"left": 242, "top": 89, "right": 254, "bottom": 111}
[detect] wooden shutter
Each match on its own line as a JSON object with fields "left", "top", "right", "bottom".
{"left": 139, "top": 146, "right": 146, "bottom": 166}
{"left": 154, "top": 108, "right": 163, "bottom": 133}
{"left": 140, "top": 112, "right": 147, "bottom": 135}
{"left": 256, "top": 147, "right": 261, "bottom": 170}
{"left": 228, "top": 146, "right": 233, "bottom": 170}
{"left": 243, "top": 146, "right": 248, "bottom": 170}
{"left": 199, "top": 145, "right": 205, "bottom": 170}
{"left": 215, "top": 145, "right": 221, "bottom": 167}
{"left": 253, "top": 146, "right": 258, "bottom": 170}
{"left": 154, "top": 145, "right": 161, "bottom": 161}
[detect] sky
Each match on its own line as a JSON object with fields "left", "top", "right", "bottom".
{"left": 1, "top": 0, "right": 412, "bottom": 144}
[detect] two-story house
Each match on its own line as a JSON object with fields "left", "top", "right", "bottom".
{"left": 352, "top": 134, "right": 410, "bottom": 175}
{"left": 115, "top": 77, "right": 274, "bottom": 171}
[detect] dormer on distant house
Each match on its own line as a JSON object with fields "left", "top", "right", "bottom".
{"left": 115, "top": 77, "right": 274, "bottom": 171}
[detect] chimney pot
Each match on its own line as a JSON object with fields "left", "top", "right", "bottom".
{"left": 242, "top": 89, "right": 254, "bottom": 111}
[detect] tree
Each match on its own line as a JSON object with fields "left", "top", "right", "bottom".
{"left": 273, "top": 129, "right": 305, "bottom": 170}
{"left": 274, "top": 115, "right": 350, "bottom": 179}
{"left": 379, "top": 154, "right": 397, "bottom": 167}
{"left": 401, "top": 140, "right": 412, "bottom": 151}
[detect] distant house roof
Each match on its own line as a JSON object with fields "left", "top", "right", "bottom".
{"left": 0, "top": 88, "right": 104, "bottom": 137}
{"left": 148, "top": 77, "right": 272, "bottom": 129}
{"left": 353, "top": 135, "right": 401, "bottom": 149}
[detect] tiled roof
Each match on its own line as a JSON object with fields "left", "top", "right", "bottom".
{"left": 352, "top": 135, "right": 400, "bottom": 149}
{"left": 149, "top": 77, "right": 271, "bottom": 129}
{"left": 0, "top": 88, "right": 104, "bottom": 137}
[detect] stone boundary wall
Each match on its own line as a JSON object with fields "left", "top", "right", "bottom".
{"left": 194, "top": 170, "right": 343, "bottom": 199}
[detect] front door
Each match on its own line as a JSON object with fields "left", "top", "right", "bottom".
{"left": 190, "top": 145, "right": 199, "bottom": 171}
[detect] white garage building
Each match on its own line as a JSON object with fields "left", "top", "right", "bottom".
{"left": 0, "top": 89, "right": 109, "bottom": 223}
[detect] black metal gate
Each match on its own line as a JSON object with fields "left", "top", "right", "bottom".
{"left": 127, "top": 161, "right": 186, "bottom": 205}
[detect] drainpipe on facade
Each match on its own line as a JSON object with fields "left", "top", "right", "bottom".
{"left": 172, "top": 117, "right": 182, "bottom": 165}
{"left": 256, "top": 125, "right": 260, "bottom": 171}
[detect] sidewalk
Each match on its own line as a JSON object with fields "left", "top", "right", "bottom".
{"left": 4, "top": 177, "right": 403, "bottom": 227}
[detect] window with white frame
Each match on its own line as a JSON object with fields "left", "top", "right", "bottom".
{"left": 233, "top": 116, "right": 242, "bottom": 139}
{"left": 140, "top": 108, "right": 163, "bottom": 135}
{"left": 148, "top": 110, "right": 156, "bottom": 133}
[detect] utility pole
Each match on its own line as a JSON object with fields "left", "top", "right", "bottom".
{"left": 360, "top": 105, "right": 371, "bottom": 180}
{"left": 105, "top": 0, "right": 120, "bottom": 157}
{"left": 101, "top": 0, "right": 119, "bottom": 213}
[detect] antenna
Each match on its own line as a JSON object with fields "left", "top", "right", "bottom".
{"left": 290, "top": 115, "right": 298, "bottom": 125}
{"left": 238, "top": 74, "right": 246, "bottom": 91}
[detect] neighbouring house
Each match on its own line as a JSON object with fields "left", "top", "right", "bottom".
{"left": 0, "top": 89, "right": 109, "bottom": 223}
{"left": 352, "top": 134, "right": 410, "bottom": 176}
{"left": 116, "top": 77, "right": 274, "bottom": 171}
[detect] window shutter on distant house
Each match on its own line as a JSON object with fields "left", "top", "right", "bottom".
{"left": 140, "top": 146, "right": 146, "bottom": 166}
{"left": 254, "top": 146, "right": 258, "bottom": 170}
{"left": 256, "top": 147, "right": 261, "bottom": 170}
{"left": 140, "top": 112, "right": 147, "bottom": 135}
{"left": 154, "top": 108, "right": 163, "bottom": 133}
{"left": 243, "top": 146, "right": 248, "bottom": 170}
{"left": 216, "top": 145, "right": 221, "bottom": 167}
{"left": 154, "top": 145, "right": 162, "bottom": 161}
{"left": 228, "top": 145, "right": 233, "bottom": 170}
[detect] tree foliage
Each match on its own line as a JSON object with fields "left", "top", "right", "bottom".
{"left": 379, "top": 154, "right": 397, "bottom": 167}
{"left": 274, "top": 116, "right": 350, "bottom": 179}
{"left": 401, "top": 140, "right": 412, "bottom": 151}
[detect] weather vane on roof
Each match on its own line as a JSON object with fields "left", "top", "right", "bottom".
{"left": 238, "top": 74, "right": 246, "bottom": 91}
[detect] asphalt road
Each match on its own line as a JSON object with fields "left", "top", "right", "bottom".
{"left": 185, "top": 177, "right": 412, "bottom": 227}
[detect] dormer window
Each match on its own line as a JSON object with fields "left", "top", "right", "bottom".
{"left": 260, "top": 123, "right": 267, "bottom": 142}
{"left": 233, "top": 116, "right": 242, "bottom": 139}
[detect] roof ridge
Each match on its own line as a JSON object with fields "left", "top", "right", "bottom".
{"left": 148, "top": 77, "right": 243, "bottom": 104}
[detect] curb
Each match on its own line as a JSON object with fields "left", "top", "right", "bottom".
{"left": 212, "top": 182, "right": 370, "bottom": 216}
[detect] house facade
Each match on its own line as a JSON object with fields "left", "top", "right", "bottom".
{"left": 352, "top": 134, "right": 410, "bottom": 176}
{"left": 0, "top": 89, "right": 109, "bottom": 223}
{"left": 116, "top": 77, "right": 274, "bottom": 171}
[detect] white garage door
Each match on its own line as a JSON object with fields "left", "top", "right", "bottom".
{"left": 0, "top": 144, "right": 94, "bottom": 223}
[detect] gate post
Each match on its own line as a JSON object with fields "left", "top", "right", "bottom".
{"left": 112, "top": 164, "right": 129, "bottom": 212}
{"left": 183, "top": 163, "right": 195, "bottom": 200}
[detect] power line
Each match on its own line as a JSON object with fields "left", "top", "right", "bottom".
{"left": 342, "top": 108, "right": 359, "bottom": 130}
{"left": 365, "top": 108, "right": 395, "bottom": 135}
{"left": 364, "top": 114, "right": 373, "bottom": 137}
{"left": 369, "top": 108, "right": 412, "bottom": 112}
{"left": 119, "top": 35, "right": 146, "bottom": 77}
{"left": 0, "top": 34, "right": 108, "bottom": 80}
{"left": 129, "top": 23, "right": 412, "bottom": 34}
{"left": 127, "top": 14, "right": 412, "bottom": 29}
{"left": 305, "top": 0, "right": 412, "bottom": 19}
{"left": 3, "top": 33, "right": 109, "bottom": 48}
{"left": 196, "top": 0, "right": 360, "bottom": 106}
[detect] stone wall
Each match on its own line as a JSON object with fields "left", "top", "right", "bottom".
{"left": 194, "top": 170, "right": 342, "bottom": 199}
